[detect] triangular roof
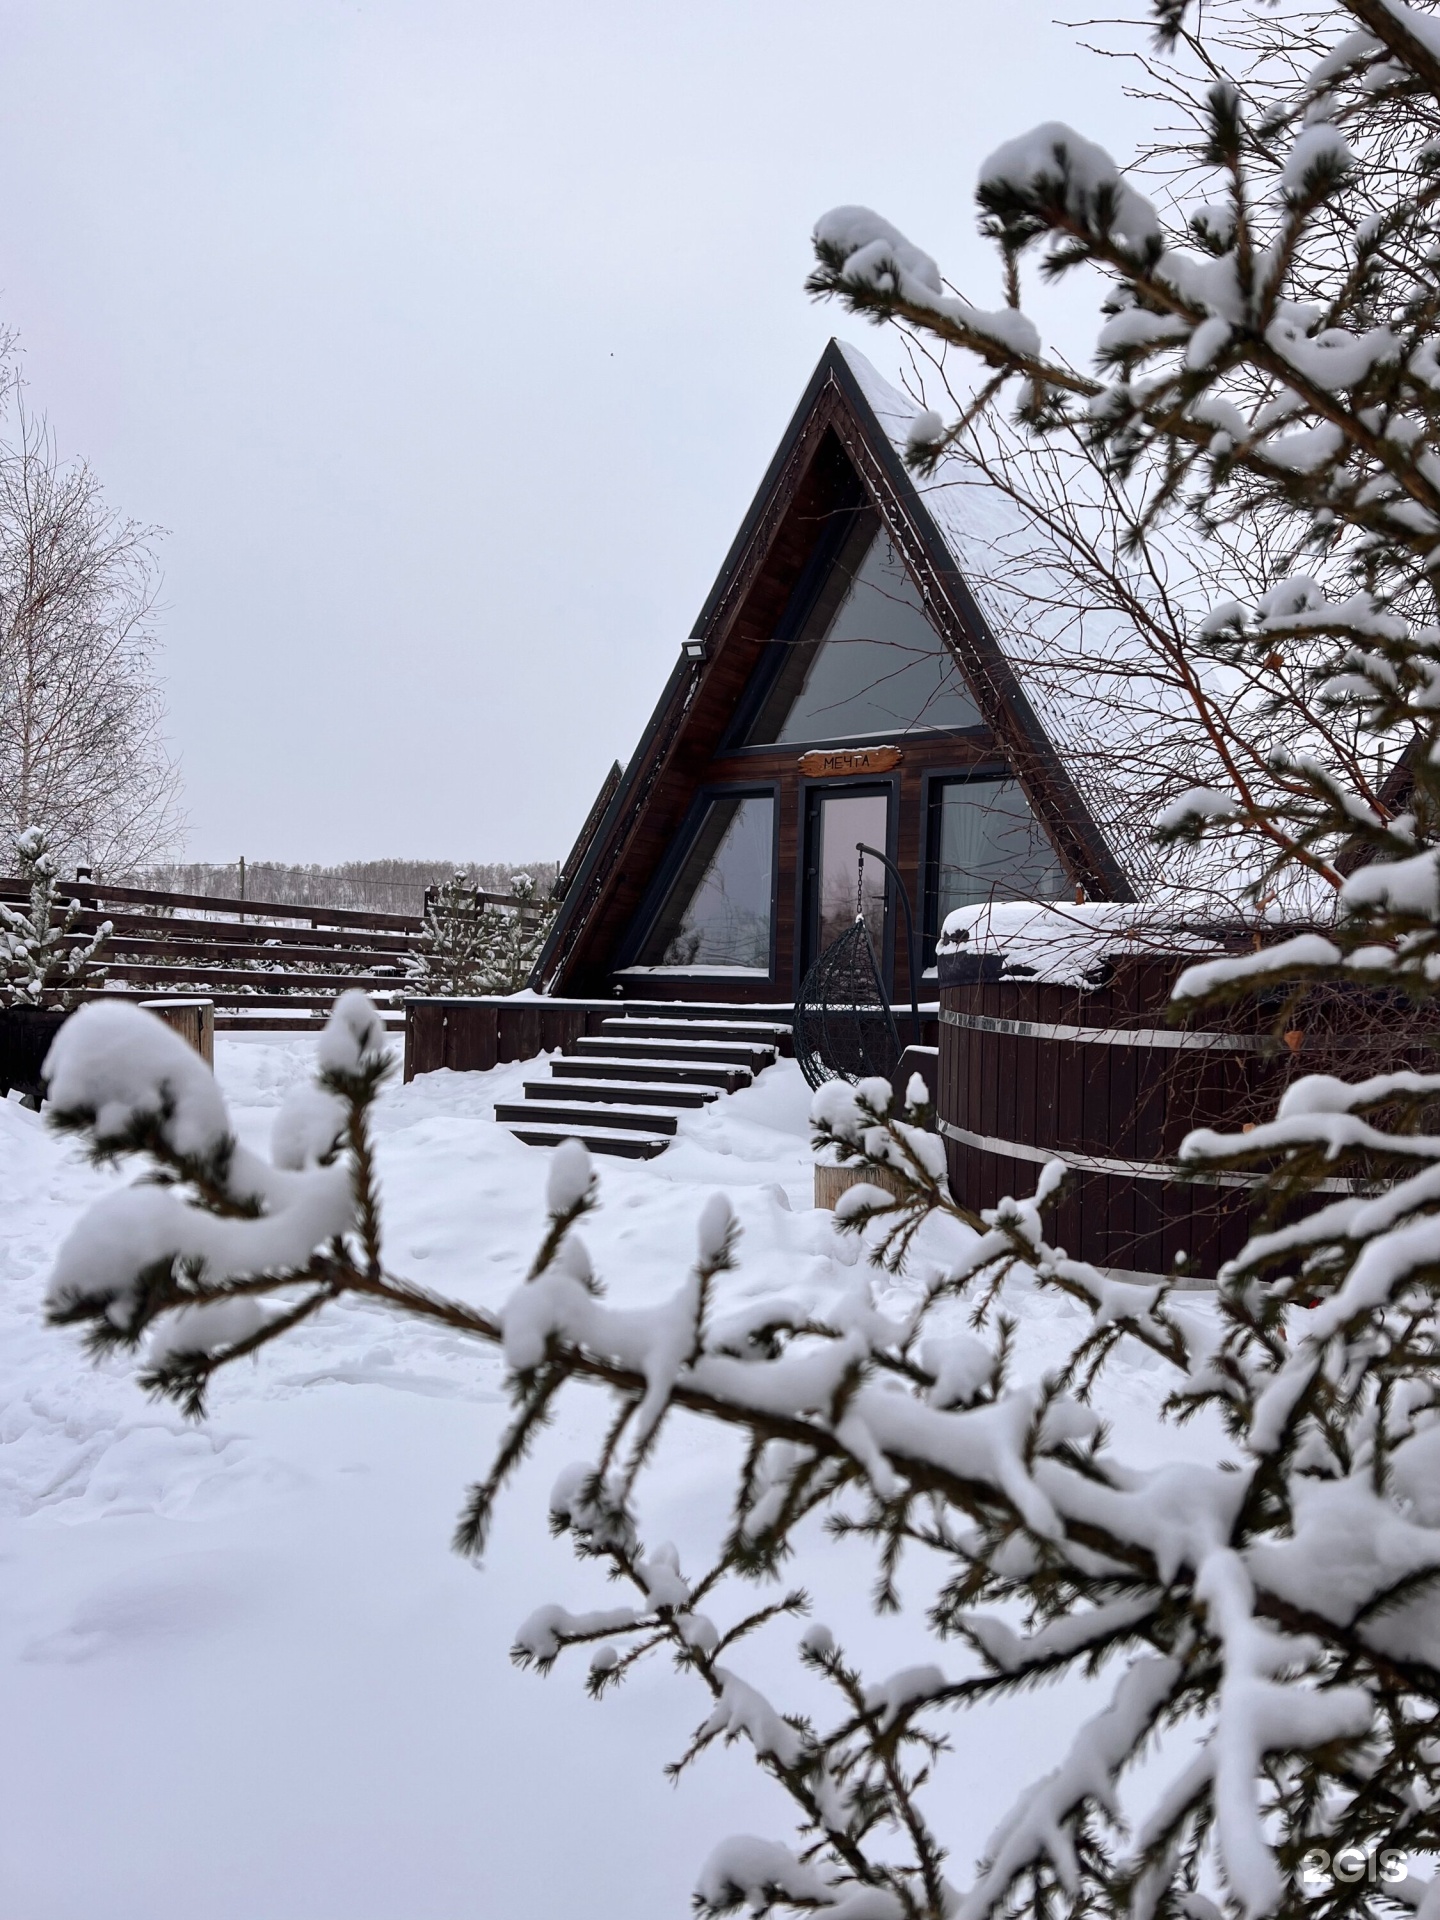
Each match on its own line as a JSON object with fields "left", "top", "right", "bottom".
{"left": 535, "top": 338, "right": 1143, "bottom": 996}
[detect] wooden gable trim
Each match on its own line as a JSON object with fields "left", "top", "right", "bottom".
{"left": 688, "top": 349, "right": 846, "bottom": 643}
{"left": 531, "top": 655, "right": 692, "bottom": 991}
{"left": 535, "top": 389, "right": 858, "bottom": 993}
{"left": 554, "top": 759, "right": 622, "bottom": 902}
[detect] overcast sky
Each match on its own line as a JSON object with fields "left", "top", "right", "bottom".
{"left": 0, "top": 2, "right": 1148, "bottom": 865}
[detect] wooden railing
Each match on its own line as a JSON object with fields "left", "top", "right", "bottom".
{"left": 0, "top": 875, "right": 446, "bottom": 1030}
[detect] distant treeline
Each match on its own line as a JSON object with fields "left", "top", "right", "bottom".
{"left": 112, "top": 858, "right": 560, "bottom": 915}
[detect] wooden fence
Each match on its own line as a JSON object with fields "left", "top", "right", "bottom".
{"left": 0, "top": 874, "right": 534, "bottom": 1032}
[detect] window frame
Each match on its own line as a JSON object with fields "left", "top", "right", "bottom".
{"left": 920, "top": 766, "right": 1071, "bottom": 970}
{"left": 719, "top": 510, "right": 988, "bottom": 757}
{"left": 718, "top": 513, "right": 860, "bottom": 755}
{"left": 618, "top": 782, "right": 780, "bottom": 980}
{"left": 795, "top": 772, "right": 902, "bottom": 996}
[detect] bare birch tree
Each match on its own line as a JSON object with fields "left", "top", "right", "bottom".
{"left": 0, "top": 372, "right": 182, "bottom": 874}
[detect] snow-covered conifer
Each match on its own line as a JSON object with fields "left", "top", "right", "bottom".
{"left": 487, "top": 870, "right": 555, "bottom": 994}
{"left": 0, "top": 826, "right": 109, "bottom": 1009}
{"left": 408, "top": 873, "right": 495, "bottom": 997}
{"left": 407, "top": 871, "right": 556, "bottom": 997}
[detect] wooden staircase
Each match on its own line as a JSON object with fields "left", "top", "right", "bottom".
{"left": 495, "top": 1008, "right": 792, "bottom": 1158}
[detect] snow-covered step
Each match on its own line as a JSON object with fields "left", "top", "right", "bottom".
{"left": 497, "top": 1003, "right": 790, "bottom": 1159}
{"left": 495, "top": 1100, "right": 678, "bottom": 1137}
{"left": 571, "top": 1035, "right": 776, "bottom": 1070}
{"left": 601, "top": 1016, "right": 790, "bottom": 1049}
{"left": 607, "top": 1012, "right": 788, "bottom": 1026}
{"left": 550, "top": 1055, "right": 752, "bottom": 1093}
{"left": 507, "top": 1122, "right": 670, "bottom": 1160}
{"left": 602, "top": 1021, "right": 794, "bottom": 1036}
{"left": 522, "top": 1078, "right": 717, "bottom": 1109}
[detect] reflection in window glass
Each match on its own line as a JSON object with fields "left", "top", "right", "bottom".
{"left": 929, "top": 779, "right": 1068, "bottom": 940}
{"left": 637, "top": 795, "right": 774, "bottom": 971}
{"left": 744, "top": 522, "right": 980, "bottom": 746}
{"left": 815, "top": 791, "right": 889, "bottom": 958}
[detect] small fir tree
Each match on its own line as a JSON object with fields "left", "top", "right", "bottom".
{"left": 481, "top": 871, "right": 555, "bottom": 994}
{"left": 409, "top": 870, "right": 556, "bottom": 997}
{"left": 409, "top": 873, "right": 495, "bottom": 997}
{"left": 0, "top": 826, "right": 109, "bottom": 1009}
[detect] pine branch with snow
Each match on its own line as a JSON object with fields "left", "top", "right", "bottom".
{"left": 0, "top": 826, "right": 109, "bottom": 1009}
{"left": 783, "top": 4, "right": 1440, "bottom": 1906}
{"left": 808, "top": 0, "right": 1440, "bottom": 925}
{"left": 43, "top": 1000, "right": 1440, "bottom": 1919}
{"left": 47, "top": 5, "right": 1440, "bottom": 1916}
{"left": 43, "top": 990, "right": 393, "bottom": 1411}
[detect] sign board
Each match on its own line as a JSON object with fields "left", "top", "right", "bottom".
{"left": 797, "top": 744, "right": 902, "bottom": 778}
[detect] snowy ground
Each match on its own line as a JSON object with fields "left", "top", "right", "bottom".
{"left": 0, "top": 1033, "right": 1215, "bottom": 1919}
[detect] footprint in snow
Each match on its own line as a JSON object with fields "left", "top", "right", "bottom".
{"left": 23, "top": 1549, "right": 264, "bottom": 1665}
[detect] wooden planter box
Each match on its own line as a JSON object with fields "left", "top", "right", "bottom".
{"left": 142, "top": 997, "right": 215, "bottom": 1065}
{"left": 0, "top": 1006, "right": 67, "bottom": 1105}
{"left": 814, "top": 1161, "right": 913, "bottom": 1211}
{"left": 1, "top": 995, "right": 216, "bottom": 1108}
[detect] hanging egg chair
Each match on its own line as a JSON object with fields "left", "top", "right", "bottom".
{"left": 793, "top": 845, "right": 909, "bottom": 1092}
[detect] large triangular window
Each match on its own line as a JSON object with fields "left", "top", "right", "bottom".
{"left": 740, "top": 518, "right": 979, "bottom": 746}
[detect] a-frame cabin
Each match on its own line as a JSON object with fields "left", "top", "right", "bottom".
{"left": 533, "top": 339, "right": 1133, "bottom": 1011}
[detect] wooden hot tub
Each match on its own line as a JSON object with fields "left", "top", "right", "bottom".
{"left": 932, "top": 903, "right": 1433, "bottom": 1282}
{"left": 937, "top": 951, "right": 1284, "bottom": 1280}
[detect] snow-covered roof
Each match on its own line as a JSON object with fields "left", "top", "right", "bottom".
{"left": 837, "top": 343, "right": 1212, "bottom": 902}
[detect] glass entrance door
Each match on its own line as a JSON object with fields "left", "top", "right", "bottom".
{"left": 804, "top": 788, "right": 890, "bottom": 975}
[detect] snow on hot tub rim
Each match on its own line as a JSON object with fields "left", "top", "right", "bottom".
{"left": 935, "top": 898, "right": 1267, "bottom": 990}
